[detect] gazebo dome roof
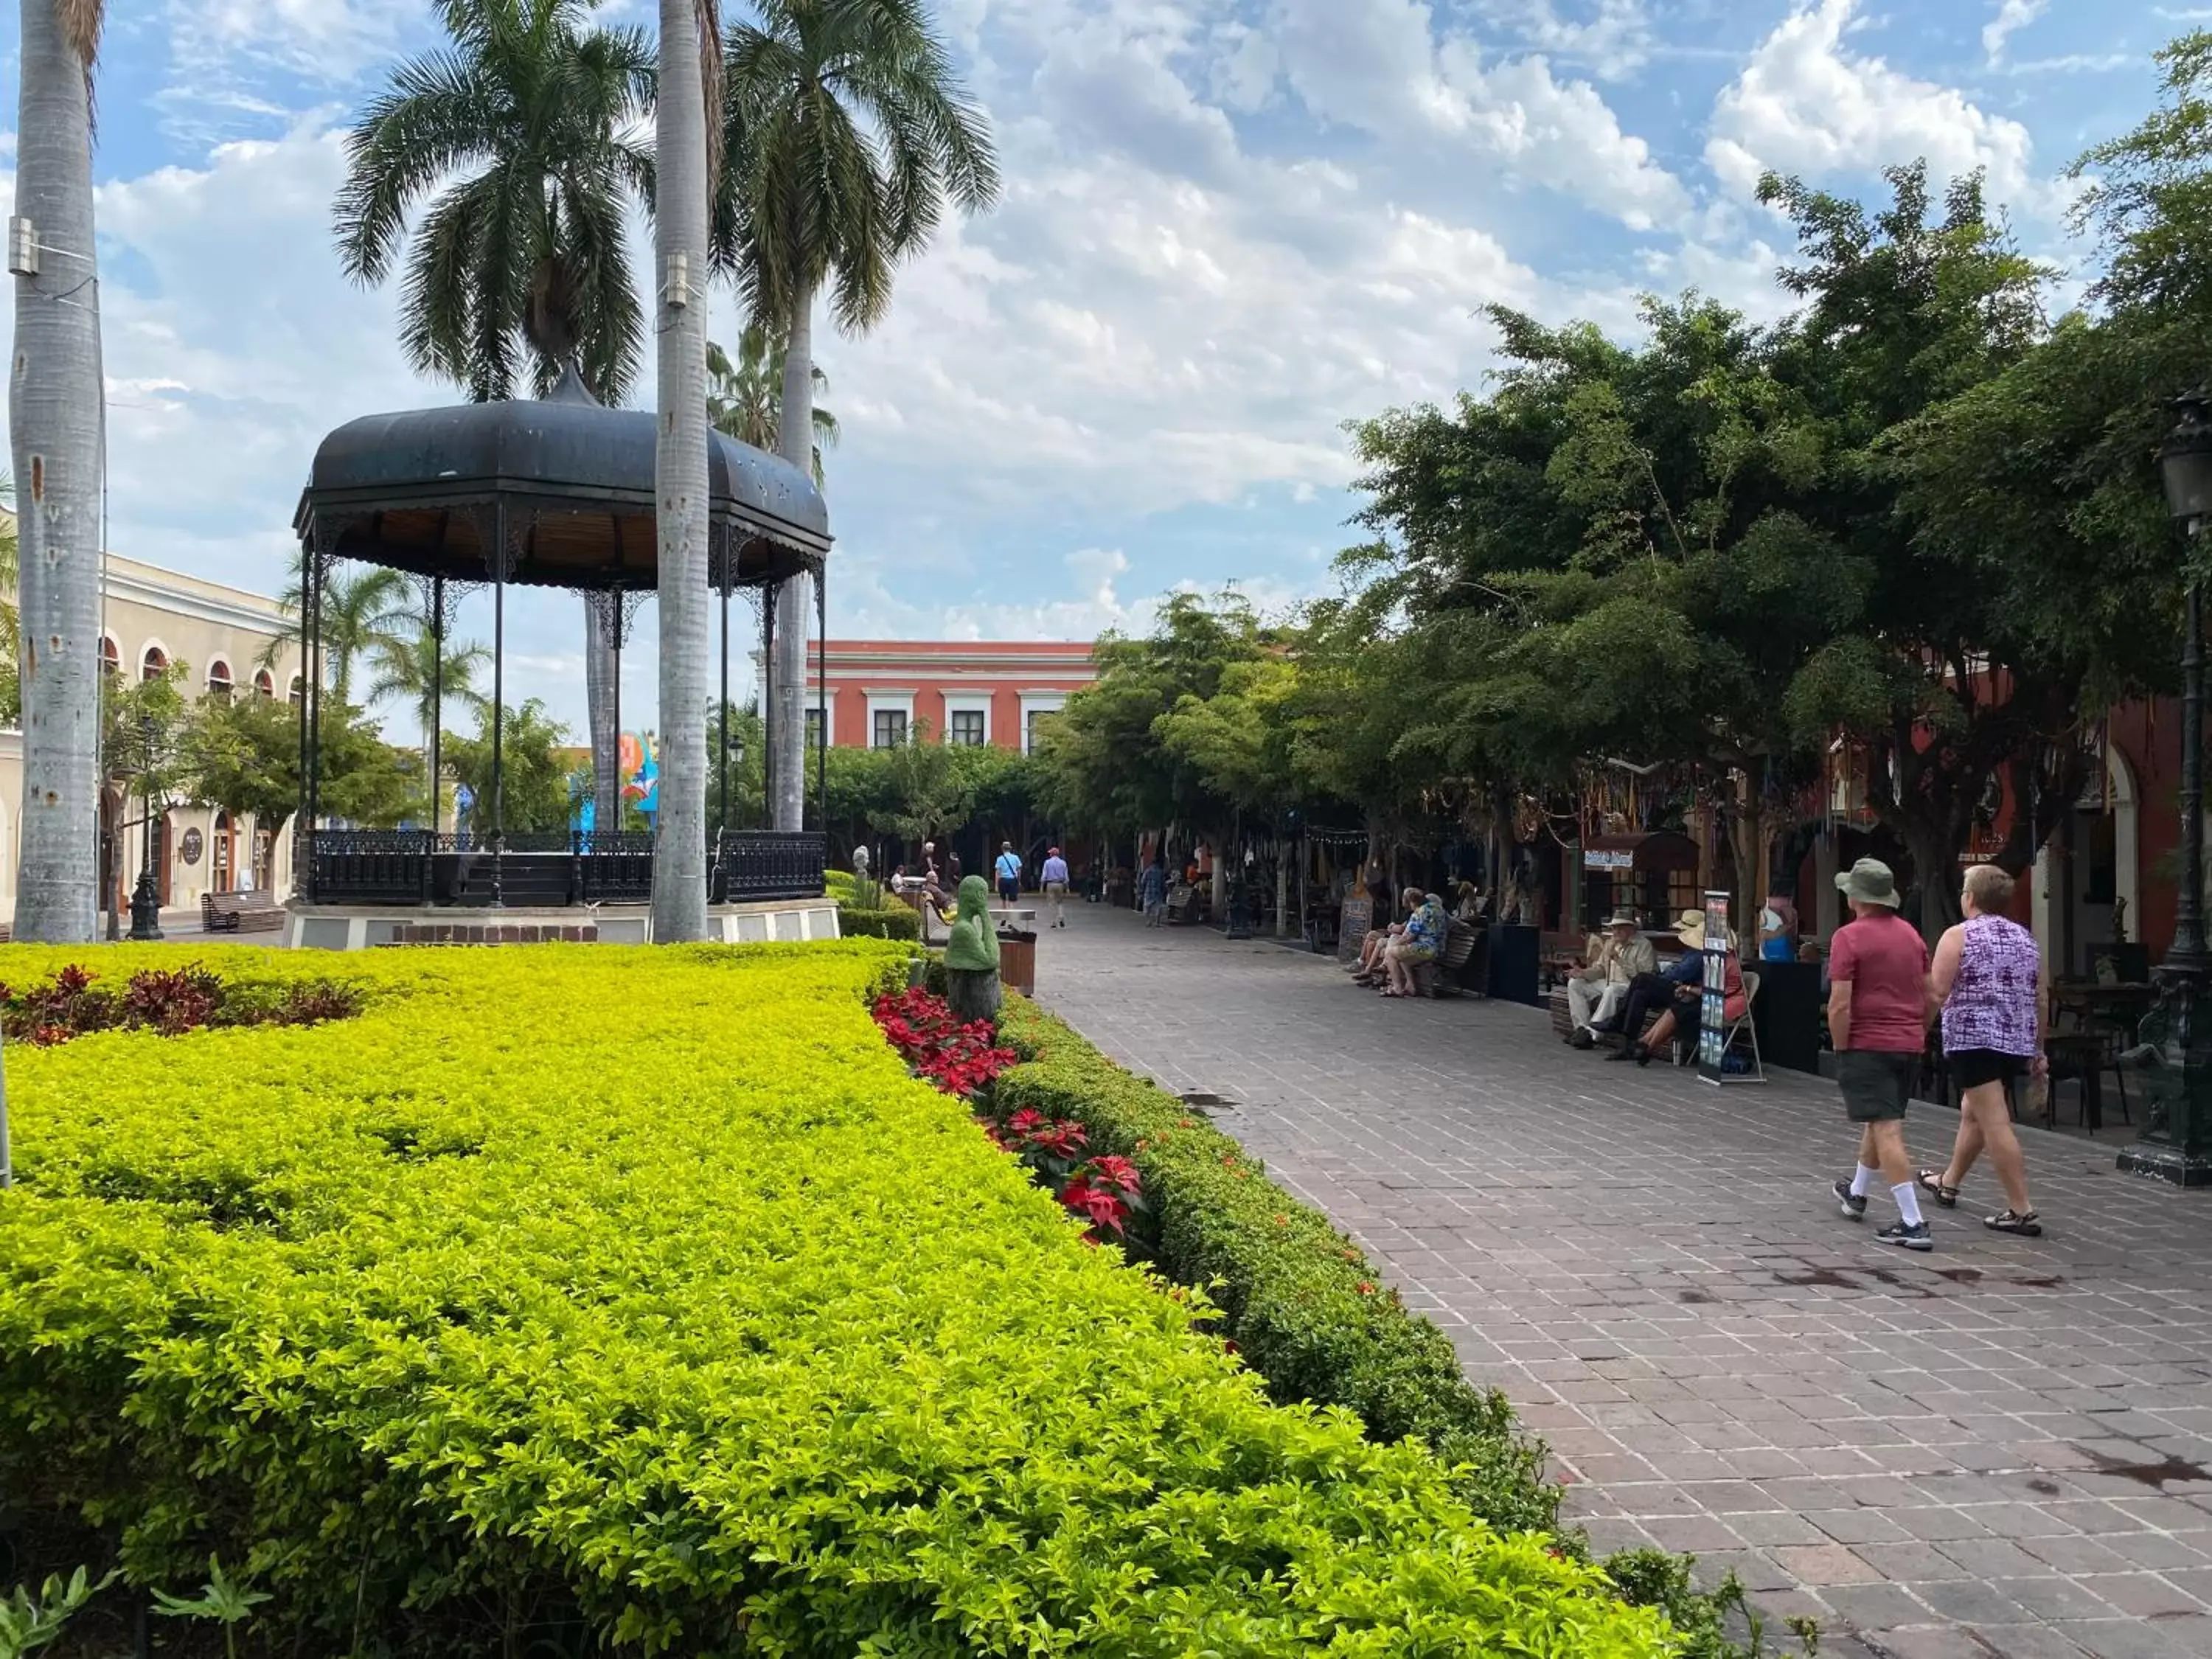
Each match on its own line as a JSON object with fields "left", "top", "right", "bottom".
{"left": 294, "top": 367, "right": 829, "bottom": 591}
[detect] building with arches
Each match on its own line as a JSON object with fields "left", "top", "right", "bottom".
{"left": 0, "top": 550, "right": 304, "bottom": 928}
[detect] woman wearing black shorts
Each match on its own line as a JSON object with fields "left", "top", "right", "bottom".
{"left": 1920, "top": 864, "right": 2045, "bottom": 1235}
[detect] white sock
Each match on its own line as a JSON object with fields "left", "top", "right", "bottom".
{"left": 1849, "top": 1164, "right": 1882, "bottom": 1197}
{"left": 1892, "top": 1183, "right": 1925, "bottom": 1226}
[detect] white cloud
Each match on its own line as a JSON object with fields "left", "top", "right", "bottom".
{"left": 1472, "top": 0, "right": 1656, "bottom": 80}
{"left": 1706, "top": 0, "right": 2051, "bottom": 214}
{"left": 1982, "top": 0, "right": 2047, "bottom": 66}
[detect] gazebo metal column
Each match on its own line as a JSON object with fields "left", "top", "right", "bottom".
{"left": 719, "top": 546, "right": 733, "bottom": 835}
{"left": 490, "top": 501, "right": 507, "bottom": 909}
{"left": 428, "top": 570, "right": 445, "bottom": 834}
{"left": 816, "top": 568, "right": 828, "bottom": 834}
{"left": 761, "top": 580, "right": 776, "bottom": 828}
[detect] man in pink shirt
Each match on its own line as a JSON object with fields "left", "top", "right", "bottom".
{"left": 1826, "top": 859, "right": 1937, "bottom": 1249}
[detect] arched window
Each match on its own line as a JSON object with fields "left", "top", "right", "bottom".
{"left": 254, "top": 668, "right": 276, "bottom": 699}
{"left": 206, "top": 659, "right": 233, "bottom": 700}
{"left": 141, "top": 645, "right": 169, "bottom": 684}
{"left": 288, "top": 675, "right": 305, "bottom": 707}
{"left": 99, "top": 637, "right": 120, "bottom": 677}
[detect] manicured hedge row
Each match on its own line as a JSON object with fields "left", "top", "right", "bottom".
{"left": 837, "top": 902, "right": 922, "bottom": 941}
{"left": 0, "top": 942, "right": 1673, "bottom": 1658}
{"left": 994, "top": 997, "right": 1558, "bottom": 1535}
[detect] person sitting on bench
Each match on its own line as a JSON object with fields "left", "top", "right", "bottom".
{"left": 1565, "top": 914, "right": 1656, "bottom": 1048}
{"left": 1349, "top": 888, "right": 1417, "bottom": 984}
{"left": 1381, "top": 889, "right": 1448, "bottom": 998}
{"left": 1612, "top": 910, "right": 1744, "bottom": 1066}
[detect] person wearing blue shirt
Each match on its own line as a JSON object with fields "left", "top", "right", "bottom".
{"left": 1138, "top": 856, "right": 1168, "bottom": 926}
{"left": 994, "top": 841, "right": 1023, "bottom": 906}
{"left": 1040, "top": 846, "right": 1071, "bottom": 928}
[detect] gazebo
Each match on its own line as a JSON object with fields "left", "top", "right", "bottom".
{"left": 288, "top": 366, "right": 832, "bottom": 931}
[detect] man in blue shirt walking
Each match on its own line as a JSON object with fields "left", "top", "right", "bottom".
{"left": 994, "top": 841, "right": 1023, "bottom": 907}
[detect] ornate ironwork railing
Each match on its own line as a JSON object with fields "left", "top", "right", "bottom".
{"left": 717, "top": 830, "right": 827, "bottom": 902}
{"left": 301, "top": 828, "right": 824, "bottom": 908}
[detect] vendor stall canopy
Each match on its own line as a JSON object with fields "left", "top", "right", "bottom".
{"left": 293, "top": 365, "right": 830, "bottom": 589}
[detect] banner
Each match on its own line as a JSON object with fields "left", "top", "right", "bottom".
{"left": 1697, "top": 888, "right": 1732, "bottom": 1084}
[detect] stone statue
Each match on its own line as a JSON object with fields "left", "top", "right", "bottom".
{"left": 944, "top": 874, "right": 1002, "bottom": 1022}
{"left": 853, "top": 845, "right": 872, "bottom": 879}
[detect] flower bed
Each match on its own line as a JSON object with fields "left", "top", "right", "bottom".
{"left": 0, "top": 941, "right": 1674, "bottom": 1658}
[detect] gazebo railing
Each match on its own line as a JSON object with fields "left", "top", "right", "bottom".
{"left": 717, "top": 830, "right": 827, "bottom": 902}
{"left": 302, "top": 828, "right": 824, "bottom": 908}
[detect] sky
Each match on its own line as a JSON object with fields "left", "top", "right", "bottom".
{"left": 0, "top": 0, "right": 2195, "bottom": 744}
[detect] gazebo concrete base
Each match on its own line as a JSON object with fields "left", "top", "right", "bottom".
{"left": 279, "top": 897, "right": 842, "bottom": 952}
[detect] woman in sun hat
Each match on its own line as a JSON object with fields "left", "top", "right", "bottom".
{"left": 1629, "top": 908, "right": 1746, "bottom": 1065}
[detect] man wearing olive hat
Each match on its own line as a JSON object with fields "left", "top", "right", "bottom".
{"left": 1826, "top": 858, "right": 1937, "bottom": 1249}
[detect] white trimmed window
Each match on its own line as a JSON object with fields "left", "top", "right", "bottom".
{"left": 1018, "top": 693, "right": 1068, "bottom": 754}
{"left": 944, "top": 695, "right": 990, "bottom": 747}
{"left": 866, "top": 691, "right": 916, "bottom": 749}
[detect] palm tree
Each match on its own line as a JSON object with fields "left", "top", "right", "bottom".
{"left": 333, "top": 0, "right": 655, "bottom": 835}
{"left": 717, "top": 0, "right": 1001, "bottom": 832}
{"left": 364, "top": 626, "right": 492, "bottom": 799}
{"left": 265, "top": 557, "right": 415, "bottom": 703}
{"left": 706, "top": 322, "right": 837, "bottom": 483}
{"left": 10, "top": 0, "right": 108, "bottom": 942}
{"left": 651, "top": 0, "right": 721, "bottom": 941}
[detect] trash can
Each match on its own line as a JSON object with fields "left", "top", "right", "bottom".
{"left": 998, "top": 928, "right": 1037, "bottom": 997}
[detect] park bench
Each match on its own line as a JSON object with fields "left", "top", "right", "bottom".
{"left": 1410, "top": 919, "right": 1486, "bottom": 998}
{"left": 201, "top": 889, "right": 283, "bottom": 933}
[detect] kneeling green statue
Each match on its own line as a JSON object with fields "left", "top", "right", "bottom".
{"left": 944, "top": 874, "right": 1002, "bottom": 1023}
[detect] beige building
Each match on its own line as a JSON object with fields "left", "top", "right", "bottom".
{"left": 0, "top": 548, "right": 305, "bottom": 927}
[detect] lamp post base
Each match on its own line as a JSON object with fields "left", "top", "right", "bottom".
{"left": 2115, "top": 1142, "right": 2212, "bottom": 1187}
{"left": 128, "top": 870, "right": 164, "bottom": 942}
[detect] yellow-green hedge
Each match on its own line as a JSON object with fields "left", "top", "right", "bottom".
{"left": 0, "top": 943, "right": 1672, "bottom": 1657}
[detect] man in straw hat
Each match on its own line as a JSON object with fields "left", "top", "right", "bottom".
{"left": 1565, "top": 912, "right": 1658, "bottom": 1049}
{"left": 1826, "top": 858, "right": 1937, "bottom": 1250}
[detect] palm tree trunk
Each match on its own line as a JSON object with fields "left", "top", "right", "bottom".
{"left": 770, "top": 282, "right": 817, "bottom": 832}
{"left": 10, "top": 0, "right": 105, "bottom": 942}
{"left": 584, "top": 599, "right": 619, "bottom": 826}
{"left": 650, "top": 0, "right": 710, "bottom": 941}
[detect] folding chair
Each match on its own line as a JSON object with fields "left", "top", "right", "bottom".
{"left": 1715, "top": 969, "right": 1767, "bottom": 1083}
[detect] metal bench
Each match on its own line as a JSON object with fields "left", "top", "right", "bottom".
{"left": 201, "top": 889, "right": 283, "bottom": 933}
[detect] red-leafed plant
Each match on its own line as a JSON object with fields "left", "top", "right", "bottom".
{"left": 871, "top": 987, "right": 1148, "bottom": 1246}
{"left": 0, "top": 964, "right": 361, "bottom": 1046}
{"left": 871, "top": 988, "right": 1018, "bottom": 1100}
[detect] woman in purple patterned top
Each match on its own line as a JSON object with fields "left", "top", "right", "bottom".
{"left": 1919, "top": 863, "right": 2045, "bottom": 1236}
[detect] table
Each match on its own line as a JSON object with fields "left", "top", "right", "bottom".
{"left": 2052, "top": 980, "right": 2155, "bottom": 1035}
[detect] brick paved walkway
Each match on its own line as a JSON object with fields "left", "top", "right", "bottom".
{"left": 1034, "top": 904, "right": 2212, "bottom": 1659}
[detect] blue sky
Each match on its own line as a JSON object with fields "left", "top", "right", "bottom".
{"left": 0, "top": 0, "right": 2196, "bottom": 742}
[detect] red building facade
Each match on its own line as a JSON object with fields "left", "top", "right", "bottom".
{"left": 805, "top": 640, "right": 1099, "bottom": 752}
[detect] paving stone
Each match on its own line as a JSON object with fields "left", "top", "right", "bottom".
{"left": 1038, "top": 911, "right": 2212, "bottom": 1659}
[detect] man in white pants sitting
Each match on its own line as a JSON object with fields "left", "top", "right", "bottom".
{"left": 1566, "top": 914, "right": 1656, "bottom": 1049}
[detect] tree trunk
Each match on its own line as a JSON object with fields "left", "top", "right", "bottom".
{"left": 770, "top": 283, "right": 818, "bottom": 832}
{"left": 650, "top": 0, "right": 710, "bottom": 941}
{"left": 1725, "top": 790, "right": 1773, "bottom": 956}
{"left": 1905, "top": 823, "right": 1962, "bottom": 943}
{"left": 585, "top": 600, "right": 620, "bottom": 828}
{"left": 10, "top": 0, "right": 105, "bottom": 942}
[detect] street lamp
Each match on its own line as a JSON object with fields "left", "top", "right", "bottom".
{"left": 128, "top": 714, "right": 164, "bottom": 942}
{"left": 2118, "top": 388, "right": 2212, "bottom": 1185}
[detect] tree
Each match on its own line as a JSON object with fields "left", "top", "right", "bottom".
{"left": 718, "top": 0, "right": 1001, "bottom": 830}
{"left": 266, "top": 559, "right": 414, "bottom": 701}
{"left": 707, "top": 322, "right": 837, "bottom": 482}
{"left": 178, "top": 693, "right": 307, "bottom": 828}
{"left": 10, "top": 0, "right": 107, "bottom": 940}
{"left": 334, "top": 0, "right": 657, "bottom": 832}
{"left": 364, "top": 625, "right": 493, "bottom": 806}
{"left": 651, "top": 0, "right": 721, "bottom": 941}
{"left": 871, "top": 720, "right": 976, "bottom": 854}
{"left": 445, "top": 698, "right": 574, "bottom": 833}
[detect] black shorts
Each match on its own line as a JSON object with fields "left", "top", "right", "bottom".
{"left": 1950, "top": 1048, "right": 2025, "bottom": 1091}
{"left": 1837, "top": 1049, "right": 1916, "bottom": 1123}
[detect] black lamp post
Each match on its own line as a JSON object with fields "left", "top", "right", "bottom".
{"left": 128, "top": 714, "right": 164, "bottom": 942}
{"left": 2118, "top": 388, "right": 2212, "bottom": 1185}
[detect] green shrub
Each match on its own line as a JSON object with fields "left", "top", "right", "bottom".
{"left": 0, "top": 942, "right": 1672, "bottom": 1658}
{"left": 995, "top": 997, "right": 1559, "bottom": 1537}
{"left": 837, "top": 902, "right": 921, "bottom": 941}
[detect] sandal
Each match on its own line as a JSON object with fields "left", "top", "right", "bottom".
{"left": 1916, "top": 1170, "right": 1959, "bottom": 1208}
{"left": 1985, "top": 1209, "right": 2042, "bottom": 1237}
